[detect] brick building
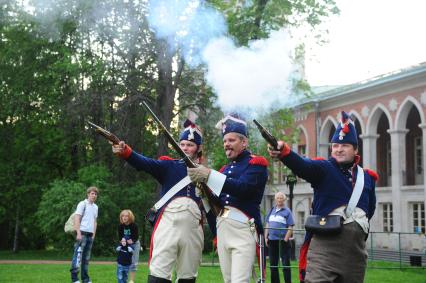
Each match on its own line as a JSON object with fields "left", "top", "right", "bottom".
{"left": 265, "top": 63, "right": 426, "bottom": 252}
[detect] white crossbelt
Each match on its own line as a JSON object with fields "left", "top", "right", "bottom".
{"left": 345, "top": 166, "right": 364, "bottom": 218}
{"left": 153, "top": 176, "right": 192, "bottom": 211}
{"left": 220, "top": 206, "right": 251, "bottom": 224}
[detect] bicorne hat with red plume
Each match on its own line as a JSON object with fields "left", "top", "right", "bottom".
{"left": 331, "top": 111, "right": 358, "bottom": 145}
{"left": 179, "top": 119, "right": 203, "bottom": 145}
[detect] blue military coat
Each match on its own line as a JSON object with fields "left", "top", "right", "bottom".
{"left": 216, "top": 150, "right": 269, "bottom": 234}
{"left": 125, "top": 152, "right": 202, "bottom": 221}
{"left": 281, "top": 151, "right": 376, "bottom": 219}
{"left": 280, "top": 149, "right": 378, "bottom": 282}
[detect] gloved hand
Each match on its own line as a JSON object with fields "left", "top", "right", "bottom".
{"left": 267, "top": 140, "right": 290, "bottom": 159}
{"left": 195, "top": 185, "right": 205, "bottom": 198}
{"left": 187, "top": 165, "right": 211, "bottom": 183}
{"left": 112, "top": 141, "right": 132, "bottom": 159}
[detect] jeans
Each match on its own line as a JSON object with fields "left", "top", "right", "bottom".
{"left": 70, "top": 233, "right": 94, "bottom": 283}
{"left": 268, "top": 239, "right": 292, "bottom": 283}
{"left": 129, "top": 240, "right": 140, "bottom": 272}
{"left": 117, "top": 264, "right": 130, "bottom": 283}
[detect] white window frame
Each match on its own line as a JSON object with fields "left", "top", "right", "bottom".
{"left": 382, "top": 203, "right": 393, "bottom": 232}
{"left": 412, "top": 202, "right": 425, "bottom": 234}
{"left": 297, "top": 211, "right": 305, "bottom": 230}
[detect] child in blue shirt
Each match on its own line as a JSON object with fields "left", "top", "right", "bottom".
{"left": 116, "top": 238, "right": 134, "bottom": 283}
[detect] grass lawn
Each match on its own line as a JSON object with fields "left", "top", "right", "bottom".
{"left": 0, "top": 251, "right": 425, "bottom": 282}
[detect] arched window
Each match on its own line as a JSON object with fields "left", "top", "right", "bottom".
{"left": 327, "top": 125, "right": 335, "bottom": 158}
{"left": 405, "top": 106, "right": 423, "bottom": 185}
{"left": 376, "top": 113, "right": 391, "bottom": 187}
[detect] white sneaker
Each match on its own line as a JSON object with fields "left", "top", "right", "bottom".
{"left": 72, "top": 281, "right": 80, "bottom": 283}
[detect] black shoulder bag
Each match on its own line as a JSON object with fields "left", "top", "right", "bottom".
{"left": 305, "top": 166, "right": 365, "bottom": 236}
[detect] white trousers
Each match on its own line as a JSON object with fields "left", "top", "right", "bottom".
{"left": 149, "top": 198, "right": 204, "bottom": 280}
{"left": 217, "top": 217, "right": 257, "bottom": 283}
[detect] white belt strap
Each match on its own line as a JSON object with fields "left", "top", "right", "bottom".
{"left": 153, "top": 176, "right": 192, "bottom": 211}
{"left": 345, "top": 166, "right": 364, "bottom": 218}
{"left": 220, "top": 207, "right": 251, "bottom": 224}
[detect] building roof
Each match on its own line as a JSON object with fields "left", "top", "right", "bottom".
{"left": 312, "top": 62, "right": 426, "bottom": 100}
{"left": 293, "top": 62, "right": 426, "bottom": 107}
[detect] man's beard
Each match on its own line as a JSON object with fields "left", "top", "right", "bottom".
{"left": 339, "top": 159, "right": 355, "bottom": 169}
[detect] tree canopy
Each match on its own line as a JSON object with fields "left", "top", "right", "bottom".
{"left": 0, "top": 0, "right": 338, "bottom": 253}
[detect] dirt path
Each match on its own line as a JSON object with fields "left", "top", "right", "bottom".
{"left": 0, "top": 260, "right": 119, "bottom": 265}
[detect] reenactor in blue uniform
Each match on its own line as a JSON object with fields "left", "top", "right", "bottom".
{"left": 188, "top": 114, "right": 269, "bottom": 283}
{"left": 112, "top": 120, "right": 207, "bottom": 283}
{"left": 268, "top": 111, "right": 378, "bottom": 283}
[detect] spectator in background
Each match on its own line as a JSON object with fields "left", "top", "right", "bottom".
{"left": 265, "top": 192, "right": 295, "bottom": 283}
{"left": 118, "top": 210, "right": 140, "bottom": 283}
{"left": 116, "top": 238, "right": 134, "bottom": 283}
{"left": 70, "top": 186, "right": 99, "bottom": 283}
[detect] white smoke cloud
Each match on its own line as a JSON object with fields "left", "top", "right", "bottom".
{"left": 148, "top": 0, "right": 226, "bottom": 67}
{"left": 202, "top": 29, "right": 296, "bottom": 114}
{"left": 23, "top": 0, "right": 298, "bottom": 117}
{"left": 147, "top": 0, "right": 297, "bottom": 116}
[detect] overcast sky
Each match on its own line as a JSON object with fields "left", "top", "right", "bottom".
{"left": 304, "top": 0, "right": 426, "bottom": 86}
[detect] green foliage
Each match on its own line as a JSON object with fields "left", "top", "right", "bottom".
{"left": 77, "top": 164, "right": 112, "bottom": 188}
{"left": 36, "top": 180, "right": 87, "bottom": 249}
{"left": 211, "top": 0, "right": 339, "bottom": 46}
{"left": 35, "top": 165, "right": 156, "bottom": 255}
{"left": 0, "top": 0, "right": 339, "bottom": 252}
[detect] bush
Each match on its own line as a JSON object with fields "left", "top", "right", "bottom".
{"left": 36, "top": 165, "right": 156, "bottom": 256}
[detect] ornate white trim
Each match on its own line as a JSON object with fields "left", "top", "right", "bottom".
{"left": 361, "top": 106, "right": 370, "bottom": 118}
{"left": 388, "top": 99, "right": 398, "bottom": 111}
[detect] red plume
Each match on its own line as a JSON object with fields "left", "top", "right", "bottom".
{"left": 342, "top": 123, "right": 350, "bottom": 134}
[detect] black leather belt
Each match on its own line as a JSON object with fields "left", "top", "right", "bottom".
{"left": 81, "top": 231, "right": 93, "bottom": 237}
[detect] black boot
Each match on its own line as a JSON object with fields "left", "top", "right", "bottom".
{"left": 177, "top": 278, "right": 196, "bottom": 283}
{"left": 148, "top": 275, "right": 172, "bottom": 283}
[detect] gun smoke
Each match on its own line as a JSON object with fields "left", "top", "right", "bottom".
{"left": 17, "top": 0, "right": 298, "bottom": 117}
{"left": 147, "top": 0, "right": 297, "bottom": 115}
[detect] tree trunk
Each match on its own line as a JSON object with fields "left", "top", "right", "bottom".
{"left": 252, "top": 0, "right": 269, "bottom": 40}
{"left": 155, "top": 40, "right": 179, "bottom": 158}
{"left": 12, "top": 205, "right": 19, "bottom": 253}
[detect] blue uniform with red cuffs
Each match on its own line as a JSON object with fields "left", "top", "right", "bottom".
{"left": 207, "top": 149, "right": 268, "bottom": 283}
{"left": 123, "top": 151, "right": 210, "bottom": 281}
{"left": 278, "top": 148, "right": 377, "bottom": 282}
{"left": 126, "top": 152, "right": 201, "bottom": 207}
{"left": 216, "top": 150, "right": 269, "bottom": 234}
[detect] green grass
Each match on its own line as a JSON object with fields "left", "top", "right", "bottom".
{"left": 0, "top": 250, "right": 425, "bottom": 282}
{"left": 0, "top": 262, "right": 425, "bottom": 283}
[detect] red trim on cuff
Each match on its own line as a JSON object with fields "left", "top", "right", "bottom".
{"left": 158, "top": 155, "right": 174, "bottom": 161}
{"left": 278, "top": 143, "right": 291, "bottom": 159}
{"left": 121, "top": 145, "right": 132, "bottom": 159}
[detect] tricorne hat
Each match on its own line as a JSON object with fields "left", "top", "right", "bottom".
{"left": 215, "top": 113, "right": 248, "bottom": 137}
{"left": 331, "top": 111, "right": 358, "bottom": 145}
{"left": 179, "top": 119, "right": 202, "bottom": 145}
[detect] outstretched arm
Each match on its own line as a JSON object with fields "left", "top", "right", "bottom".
{"left": 268, "top": 141, "right": 327, "bottom": 184}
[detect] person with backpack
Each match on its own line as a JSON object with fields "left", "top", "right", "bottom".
{"left": 69, "top": 186, "right": 99, "bottom": 283}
